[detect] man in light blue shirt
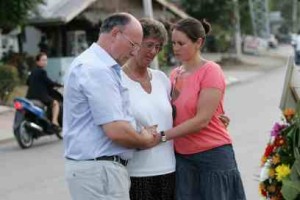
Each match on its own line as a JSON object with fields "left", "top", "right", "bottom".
{"left": 63, "top": 13, "right": 160, "bottom": 200}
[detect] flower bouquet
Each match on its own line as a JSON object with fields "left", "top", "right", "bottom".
{"left": 259, "top": 104, "right": 300, "bottom": 200}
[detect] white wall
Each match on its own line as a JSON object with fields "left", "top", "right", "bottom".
{"left": 23, "top": 26, "right": 42, "bottom": 56}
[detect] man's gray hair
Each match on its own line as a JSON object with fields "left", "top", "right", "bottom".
{"left": 100, "top": 13, "right": 131, "bottom": 33}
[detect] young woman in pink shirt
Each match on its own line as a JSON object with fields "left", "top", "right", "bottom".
{"left": 162, "top": 18, "right": 246, "bottom": 200}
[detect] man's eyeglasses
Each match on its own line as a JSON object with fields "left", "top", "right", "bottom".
{"left": 142, "top": 42, "right": 162, "bottom": 53}
{"left": 119, "top": 31, "right": 141, "bottom": 51}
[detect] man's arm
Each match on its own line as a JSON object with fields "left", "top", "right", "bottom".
{"left": 80, "top": 65, "right": 160, "bottom": 149}
{"left": 102, "top": 121, "right": 160, "bottom": 149}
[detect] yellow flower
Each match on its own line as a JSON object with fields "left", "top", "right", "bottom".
{"left": 275, "top": 164, "right": 291, "bottom": 181}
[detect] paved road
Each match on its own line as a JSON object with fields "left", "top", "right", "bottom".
{"left": 0, "top": 138, "right": 69, "bottom": 200}
{"left": 225, "top": 65, "right": 287, "bottom": 199}
{"left": 0, "top": 65, "right": 288, "bottom": 200}
{"left": 0, "top": 110, "right": 14, "bottom": 142}
{"left": 0, "top": 45, "right": 293, "bottom": 199}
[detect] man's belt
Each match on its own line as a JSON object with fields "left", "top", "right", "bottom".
{"left": 66, "top": 155, "right": 128, "bottom": 167}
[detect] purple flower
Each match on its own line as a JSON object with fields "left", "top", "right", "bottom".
{"left": 271, "top": 123, "right": 286, "bottom": 137}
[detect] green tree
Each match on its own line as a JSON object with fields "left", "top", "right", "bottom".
{"left": 178, "top": 0, "right": 252, "bottom": 52}
{"left": 239, "top": 0, "right": 252, "bottom": 35}
{"left": 0, "top": 0, "right": 44, "bottom": 55}
{"left": 179, "top": 0, "right": 231, "bottom": 25}
{"left": 178, "top": 0, "right": 252, "bottom": 35}
{"left": 0, "top": 0, "right": 44, "bottom": 31}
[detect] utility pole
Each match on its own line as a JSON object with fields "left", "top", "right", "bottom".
{"left": 293, "top": 0, "right": 298, "bottom": 33}
{"left": 142, "top": 0, "right": 159, "bottom": 69}
{"left": 233, "top": 0, "right": 242, "bottom": 59}
{"left": 143, "top": 0, "right": 154, "bottom": 18}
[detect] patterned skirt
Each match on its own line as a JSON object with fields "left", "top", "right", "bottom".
{"left": 130, "top": 172, "right": 175, "bottom": 200}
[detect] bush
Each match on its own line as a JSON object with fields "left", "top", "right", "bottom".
{"left": 0, "top": 64, "right": 19, "bottom": 104}
{"left": 205, "top": 24, "right": 233, "bottom": 52}
{"left": 1, "top": 52, "right": 29, "bottom": 84}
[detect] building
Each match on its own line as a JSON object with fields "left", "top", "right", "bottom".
{"left": 23, "top": 0, "right": 188, "bottom": 57}
{"left": 21, "top": 0, "right": 188, "bottom": 83}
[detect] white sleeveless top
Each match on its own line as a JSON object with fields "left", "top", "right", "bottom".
{"left": 122, "top": 68, "right": 175, "bottom": 177}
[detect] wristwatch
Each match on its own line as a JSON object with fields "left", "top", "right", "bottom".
{"left": 160, "top": 131, "right": 167, "bottom": 142}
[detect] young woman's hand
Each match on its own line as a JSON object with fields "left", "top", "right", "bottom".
{"left": 219, "top": 114, "right": 230, "bottom": 128}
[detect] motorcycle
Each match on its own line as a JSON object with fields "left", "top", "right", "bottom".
{"left": 13, "top": 88, "right": 63, "bottom": 149}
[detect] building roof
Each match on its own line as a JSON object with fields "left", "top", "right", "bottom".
{"left": 29, "top": 0, "right": 188, "bottom": 25}
{"left": 154, "top": 0, "right": 189, "bottom": 19}
{"left": 29, "top": 0, "right": 96, "bottom": 25}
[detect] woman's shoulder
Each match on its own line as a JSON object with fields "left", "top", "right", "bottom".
{"left": 149, "top": 68, "right": 168, "bottom": 79}
{"left": 149, "top": 68, "right": 171, "bottom": 88}
{"left": 203, "top": 60, "right": 222, "bottom": 70}
{"left": 169, "top": 66, "right": 181, "bottom": 79}
{"left": 198, "top": 60, "right": 224, "bottom": 76}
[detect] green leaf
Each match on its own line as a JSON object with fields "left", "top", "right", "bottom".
{"left": 290, "top": 161, "right": 300, "bottom": 181}
{"left": 281, "top": 179, "right": 300, "bottom": 200}
{"left": 293, "top": 127, "right": 300, "bottom": 156}
{"left": 287, "top": 126, "right": 297, "bottom": 138}
{"left": 282, "top": 125, "right": 296, "bottom": 137}
{"left": 0, "top": 0, "right": 44, "bottom": 30}
{"left": 290, "top": 151, "right": 300, "bottom": 181}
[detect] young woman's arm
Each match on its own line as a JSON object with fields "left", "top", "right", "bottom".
{"left": 165, "top": 88, "right": 222, "bottom": 140}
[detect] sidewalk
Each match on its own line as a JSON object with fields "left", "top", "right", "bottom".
{"left": 0, "top": 105, "right": 14, "bottom": 143}
{"left": 0, "top": 45, "right": 293, "bottom": 144}
{"left": 0, "top": 105, "right": 13, "bottom": 113}
{"left": 203, "top": 44, "right": 293, "bottom": 86}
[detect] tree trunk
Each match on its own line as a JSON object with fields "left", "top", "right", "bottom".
{"left": 233, "top": 0, "right": 242, "bottom": 59}
{"left": 17, "top": 32, "right": 23, "bottom": 54}
{"left": 0, "top": 29, "right": 2, "bottom": 59}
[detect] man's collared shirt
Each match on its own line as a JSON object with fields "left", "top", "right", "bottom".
{"left": 63, "top": 43, "right": 135, "bottom": 160}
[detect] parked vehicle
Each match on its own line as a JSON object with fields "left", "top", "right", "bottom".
{"left": 13, "top": 89, "right": 63, "bottom": 149}
{"left": 268, "top": 34, "right": 278, "bottom": 48}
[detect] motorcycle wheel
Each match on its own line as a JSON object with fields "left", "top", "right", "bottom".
{"left": 15, "top": 121, "right": 33, "bottom": 149}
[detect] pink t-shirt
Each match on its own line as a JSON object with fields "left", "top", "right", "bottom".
{"left": 170, "top": 61, "right": 232, "bottom": 154}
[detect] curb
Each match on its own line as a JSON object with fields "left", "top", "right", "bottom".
{"left": 227, "top": 64, "right": 284, "bottom": 88}
{"left": 226, "top": 76, "right": 240, "bottom": 86}
{"left": 0, "top": 106, "right": 15, "bottom": 145}
{"left": 0, "top": 137, "right": 15, "bottom": 145}
{"left": 0, "top": 106, "right": 14, "bottom": 115}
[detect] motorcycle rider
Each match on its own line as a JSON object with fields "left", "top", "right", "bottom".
{"left": 26, "top": 52, "right": 62, "bottom": 129}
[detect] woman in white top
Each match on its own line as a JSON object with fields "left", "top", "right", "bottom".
{"left": 122, "top": 18, "right": 175, "bottom": 200}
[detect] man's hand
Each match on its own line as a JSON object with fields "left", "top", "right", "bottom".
{"left": 139, "top": 126, "right": 160, "bottom": 149}
{"left": 103, "top": 121, "right": 160, "bottom": 149}
{"left": 144, "top": 124, "right": 158, "bottom": 135}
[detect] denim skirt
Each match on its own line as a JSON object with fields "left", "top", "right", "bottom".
{"left": 175, "top": 144, "right": 246, "bottom": 200}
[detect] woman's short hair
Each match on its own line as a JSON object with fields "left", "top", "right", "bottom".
{"left": 139, "top": 18, "right": 168, "bottom": 45}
